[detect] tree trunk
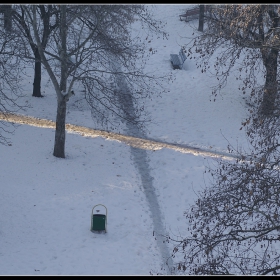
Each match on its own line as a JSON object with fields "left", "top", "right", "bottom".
{"left": 53, "top": 98, "right": 66, "bottom": 158}
{"left": 198, "top": 5, "right": 205, "bottom": 32}
{"left": 261, "top": 48, "right": 278, "bottom": 115}
{"left": 59, "top": 5, "right": 67, "bottom": 93}
{"left": 32, "top": 48, "right": 43, "bottom": 97}
{"left": 3, "top": 5, "right": 12, "bottom": 32}
{"left": 53, "top": 5, "right": 67, "bottom": 158}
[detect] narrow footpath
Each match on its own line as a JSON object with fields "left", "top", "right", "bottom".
{"left": 0, "top": 112, "right": 239, "bottom": 161}
{"left": 110, "top": 57, "right": 174, "bottom": 274}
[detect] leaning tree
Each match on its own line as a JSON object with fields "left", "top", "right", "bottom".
{"left": 23, "top": 4, "right": 167, "bottom": 158}
{"left": 186, "top": 4, "right": 280, "bottom": 116}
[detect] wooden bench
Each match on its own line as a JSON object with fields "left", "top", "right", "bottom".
{"left": 179, "top": 7, "right": 200, "bottom": 22}
{"left": 170, "top": 48, "right": 187, "bottom": 70}
{"left": 179, "top": 6, "right": 211, "bottom": 22}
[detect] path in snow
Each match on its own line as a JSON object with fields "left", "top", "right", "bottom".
{"left": 111, "top": 57, "right": 174, "bottom": 274}
{"left": 0, "top": 112, "right": 239, "bottom": 161}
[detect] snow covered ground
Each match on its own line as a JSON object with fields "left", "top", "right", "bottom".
{"left": 0, "top": 4, "right": 250, "bottom": 275}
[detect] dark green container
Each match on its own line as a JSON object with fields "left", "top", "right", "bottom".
{"left": 91, "top": 204, "right": 107, "bottom": 233}
{"left": 92, "top": 214, "right": 106, "bottom": 231}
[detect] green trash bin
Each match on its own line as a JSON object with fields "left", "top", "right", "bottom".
{"left": 91, "top": 204, "right": 107, "bottom": 233}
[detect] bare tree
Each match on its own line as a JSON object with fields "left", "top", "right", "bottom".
{"left": 165, "top": 89, "right": 280, "bottom": 275}
{"left": 0, "top": 22, "right": 27, "bottom": 145}
{"left": 11, "top": 5, "right": 59, "bottom": 97}
{"left": 186, "top": 4, "right": 280, "bottom": 116}
{"left": 163, "top": 5, "right": 280, "bottom": 274}
{"left": 22, "top": 4, "right": 167, "bottom": 158}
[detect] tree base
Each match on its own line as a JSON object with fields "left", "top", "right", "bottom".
{"left": 32, "top": 94, "right": 44, "bottom": 98}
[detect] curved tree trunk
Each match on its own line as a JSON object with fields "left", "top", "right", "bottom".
{"left": 53, "top": 98, "right": 66, "bottom": 158}
{"left": 32, "top": 48, "right": 43, "bottom": 97}
{"left": 261, "top": 48, "right": 278, "bottom": 115}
